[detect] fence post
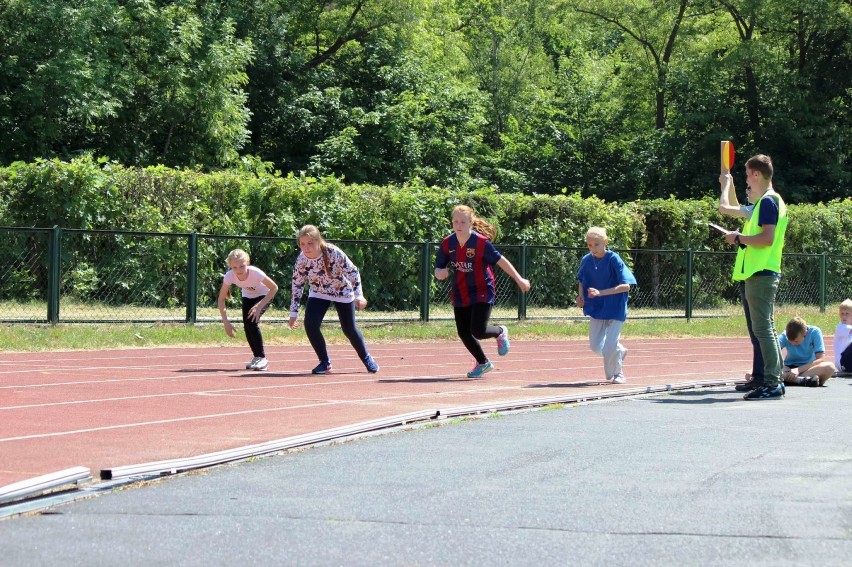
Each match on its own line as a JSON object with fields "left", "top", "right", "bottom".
{"left": 518, "top": 244, "right": 527, "bottom": 320}
{"left": 185, "top": 232, "right": 198, "bottom": 324}
{"left": 420, "top": 241, "right": 431, "bottom": 322}
{"left": 47, "top": 226, "right": 61, "bottom": 325}
{"left": 819, "top": 252, "right": 827, "bottom": 313}
{"left": 685, "top": 249, "right": 694, "bottom": 320}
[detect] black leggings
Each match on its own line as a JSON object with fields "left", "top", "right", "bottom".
{"left": 304, "top": 298, "right": 369, "bottom": 364}
{"left": 241, "top": 295, "right": 268, "bottom": 358}
{"left": 454, "top": 303, "right": 501, "bottom": 364}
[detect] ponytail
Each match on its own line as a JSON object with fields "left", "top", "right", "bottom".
{"left": 453, "top": 205, "right": 497, "bottom": 241}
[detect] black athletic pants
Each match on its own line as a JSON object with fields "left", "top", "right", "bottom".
{"left": 304, "top": 298, "right": 369, "bottom": 364}
{"left": 454, "top": 303, "right": 501, "bottom": 365}
{"left": 241, "top": 295, "right": 268, "bottom": 358}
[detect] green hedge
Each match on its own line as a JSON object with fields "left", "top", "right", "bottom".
{"left": 2, "top": 157, "right": 850, "bottom": 312}
{"left": 2, "top": 156, "right": 850, "bottom": 253}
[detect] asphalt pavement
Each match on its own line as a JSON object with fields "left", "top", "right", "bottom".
{"left": 2, "top": 379, "right": 850, "bottom": 566}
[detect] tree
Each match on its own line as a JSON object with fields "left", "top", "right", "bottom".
{"left": 571, "top": 0, "right": 693, "bottom": 130}
{"left": 0, "top": 0, "right": 253, "bottom": 166}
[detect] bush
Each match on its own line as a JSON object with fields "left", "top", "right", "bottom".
{"left": 1, "top": 157, "right": 850, "bottom": 309}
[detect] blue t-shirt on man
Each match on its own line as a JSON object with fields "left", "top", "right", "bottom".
{"left": 778, "top": 325, "right": 825, "bottom": 367}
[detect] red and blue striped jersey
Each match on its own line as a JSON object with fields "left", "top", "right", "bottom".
{"left": 436, "top": 232, "right": 502, "bottom": 307}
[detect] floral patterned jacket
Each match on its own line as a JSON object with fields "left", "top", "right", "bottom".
{"left": 289, "top": 244, "right": 363, "bottom": 316}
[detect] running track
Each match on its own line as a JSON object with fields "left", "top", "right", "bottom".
{"left": 0, "top": 338, "right": 801, "bottom": 488}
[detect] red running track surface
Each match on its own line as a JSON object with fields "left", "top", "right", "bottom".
{"left": 0, "top": 338, "right": 758, "bottom": 487}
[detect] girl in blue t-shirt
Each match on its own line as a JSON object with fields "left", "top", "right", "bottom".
{"left": 575, "top": 227, "right": 637, "bottom": 384}
{"left": 435, "top": 205, "right": 531, "bottom": 378}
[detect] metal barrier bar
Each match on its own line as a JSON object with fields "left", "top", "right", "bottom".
{"left": 47, "top": 226, "right": 61, "bottom": 324}
{"left": 820, "top": 252, "right": 827, "bottom": 313}
{"left": 519, "top": 244, "right": 527, "bottom": 320}
{"left": 101, "top": 410, "right": 439, "bottom": 480}
{"left": 186, "top": 232, "right": 198, "bottom": 324}
{"left": 685, "top": 249, "right": 693, "bottom": 319}
{"left": 420, "top": 241, "right": 431, "bottom": 322}
{"left": 0, "top": 466, "right": 91, "bottom": 505}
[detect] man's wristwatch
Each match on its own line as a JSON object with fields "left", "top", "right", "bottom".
{"left": 734, "top": 234, "right": 741, "bottom": 246}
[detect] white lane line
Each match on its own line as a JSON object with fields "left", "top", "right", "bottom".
{"left": 0, "top": 366, "right": 730, "bottom": 411}
{"left": 0, "top": 353, "right": 752, "bottom": 387}
{"left": 0, "top": 341, "right": 753, "bottom": 371}
{"left": 0, "top": 381, "right": 554, "bottom": 443}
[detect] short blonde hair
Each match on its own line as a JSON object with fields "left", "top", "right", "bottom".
{"left": 840, "top": 299, "right": 852, "bottom": 311}
{"left": 226, "top": 248, "right": 250, "bottom": 265}
{"left": 586, "top": 227, "right": 608, "bottom": 241}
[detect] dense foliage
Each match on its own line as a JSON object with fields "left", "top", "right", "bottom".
{"left": 2, "top": 157, "right": 850, "bottom": 254}
{"left": 2, "top": 0, "right": 849, "bottom": 202}
{"left": 2, "top": 159, "right": 849, "bottom": 313}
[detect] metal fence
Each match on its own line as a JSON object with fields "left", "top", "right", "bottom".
{"left": 1, "top": 226, "right": 850, "bottom": 324}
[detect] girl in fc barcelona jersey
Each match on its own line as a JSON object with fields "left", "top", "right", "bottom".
{"left": 434, "top": 205, "right": 531, "bottom": 378}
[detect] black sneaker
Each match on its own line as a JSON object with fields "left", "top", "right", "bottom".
{"left": 735, "top": 377, "right": 764, "bottom": 392}
{"left": 743, "top": 383, "right": 785, "bottom": 400}
{"left": 801, "top": 376, "right": 820, "bottom": 387}
{"left": 312, "top": 361, "right": 332, "bottom": 374}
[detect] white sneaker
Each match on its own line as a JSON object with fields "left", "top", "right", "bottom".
{"left": 496, "top": 326, "right": 510, "bottom": 356}
{"left": 246, "top": 357, "right": 261, "bottom": 370}
{"left": 610, "top": 374, "right": 626, "bottom": 384}
{"left": 253, "top": 358, "right": 268, "bottom": 371}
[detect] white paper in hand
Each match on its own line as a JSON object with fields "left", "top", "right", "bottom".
{"left": 707, "top": 223, "right": 732, "bottom": 235}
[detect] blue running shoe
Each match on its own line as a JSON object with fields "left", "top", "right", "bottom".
{"left": 496, "top": 326, "right": 510, "bottom": 356}
{"left": 363, "top": 355, "right": 380, "bottom": 373}
{"left": 312, "top": 361, "right": 332, "bottom": 375}
{"left": 743, "top": 383, "right": 784, "bottom": 400}
{"left": 467, "top": 360, "right": 493, "bottom": 378}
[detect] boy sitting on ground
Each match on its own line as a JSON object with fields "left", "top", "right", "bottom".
{"left": 834, "top": 299, "right": 852, "bottom": 377}
{"left": 778, "top": 317, "right": 836, "bottom": 387}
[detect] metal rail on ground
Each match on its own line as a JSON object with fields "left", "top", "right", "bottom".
{"left": 0, "top": 466, "right": 91, "bottom": 506}
{"left": 1, "top": 379, "right": 738, "bottom": 517}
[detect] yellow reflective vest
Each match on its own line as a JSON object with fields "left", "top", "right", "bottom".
{"left": 732, "top": 190, "right": 788, "bottom": 281}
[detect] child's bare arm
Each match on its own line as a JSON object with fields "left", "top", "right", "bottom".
{"left": 247, "top": 276, "right": 279, "bottom": 322}
{"left": 587, "top": 283, "right": 631, "bottom": 297}
{"left": 217, "top": 282, "right": 236, "bottom": 337}
{"left": 496, "top": 256, "right": 530, "bottom": 292}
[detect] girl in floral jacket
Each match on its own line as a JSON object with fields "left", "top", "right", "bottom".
{"left": 289, "top": 225, "right": 379, "bottom": 374}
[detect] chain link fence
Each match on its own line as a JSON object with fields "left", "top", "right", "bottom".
{"left": 0, "top": 227, "right": 51, "bottom": 322}
{"left": 1, "top": 227, "right": 850, "bottom": 324}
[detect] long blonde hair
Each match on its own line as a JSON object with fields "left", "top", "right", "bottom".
{"left": 453, "top": 205, "right": 497, "bottom": 241}
{"left": 297, "top": 224, "right": 331, "bottom": 274}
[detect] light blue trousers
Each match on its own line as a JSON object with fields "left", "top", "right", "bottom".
{"left": 589, "top": 318, "right": 627, "bottom": 379}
